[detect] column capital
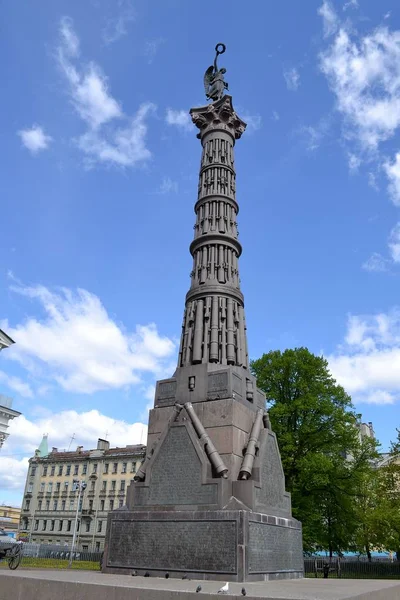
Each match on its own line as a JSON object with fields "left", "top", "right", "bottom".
{"left": 190, "top": 96, "right": 247, "bottom": 141}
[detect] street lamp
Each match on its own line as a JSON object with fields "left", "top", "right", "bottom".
{"left": 68, "top": 479, "right": 87, "bottom": 568}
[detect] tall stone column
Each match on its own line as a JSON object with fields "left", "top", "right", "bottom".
{"left": 104, "top": 60, "right": 303, "bottom": 583}
{"left": 178, "top": 96, "right": 248, "bottom": 370}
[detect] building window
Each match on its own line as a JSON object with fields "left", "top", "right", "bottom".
{"left": 85, "top": 522, "right": 90, "bottom": 533}
{"left": 131, "top": 462, "right": 136, "bottom": 473}
{"left": 102, "top": 481, "right": 107, "bottom": 491}
{"left": 82, "top": 464, "right": 87, "bottom": 475}
{"left": 74, "top": 465, "right": 79, "bottom": 475}
{"left": 82, "top": 544, "right": 89, "bottom": 551}
{"left": 90, "top": 481, "right": 95, "bottom": 492}
{"left": 111, "top": 481, "right": 116, "bottom": 491}
{"left": 79, "top": 498, "right": 83, "bottom": 511}
{"left": 112, "top": 463, "right": 118, "bottom": 474}
{"left": 109, "top": 499, "right": 114, "bottom": 510}
{"left": 48, "top": 482, "right": 53, "bottom": 493}
{"left": 69, "top": 500, "right": 74, "bottom": 511}
{"left": 56, "top": 482, "right": 60, "bottom": 492}
{"left": 66, "top": 465, "right": 71, "bottom": 476}
{"left": 67, "top": 520, "right": 72, "bottom": 532}
{"left": 122, "top": 463, "right": 127, "bottom": 474}
{"left": 58, "top": 520, "right": 63, "bottom": 531}
{"left": 61, "top": 500, "right": 66, "bottom": 511}
{"left": 51, "top": 465, "right": 55, "bottom": 476}
{"left": 77, "top": 520, "right": 80, "bottom": 532}
{"left": 120, "top": 481, "right": 125, "bottom": 492}
{"left": 38, "top": 501, "right": 42, "bottom": 511}
{"left": 58, "top": 466, "right": 63, "bottom": 476}
{"left": 34, "top": 520, "right": 39, "bottom": 531}
{"left": 89, "top": 499, "right": 93, "bottom": 511}
{"left": 104, "top": 463, "right": 109, "bottom": 474}
{"left": 92, "top": 463, "right": 98, "bottom": 474}
{"left": 50, "top": 520, "right": 55, "bottom": 531}
{"left": 42, "top": 466, "right": 47, "bottom": 477}
{"left": 97, "top": 521, "right": 102, "bottom": 533}
{"left": 31, "top": 466, "right": 37, "bottom": 476}
{"left": 42, "top": 520, "right": 47, "bottom": 531}
{"left": 95, "top": 542, "right": 100, "bottom": 551}
{"left": 64, "top": 482, "right": 69, "bottom": 491}
{"left": 25, "top": 499, "right": 30, "bottom": 510}
{"left": 46, "top": 500, "right": 50, "bottom": 510}
{"left": 100, "top": 500, "right": 105, "bottom": 511}
{"left": 119, "top": 499, "right": 123, "bottom": 508}
{"left": 40, "top": 482, "right": 45, "bottom": 492}
{"left": 53, "top": 500, "right": 58, "bottom": 511}
{"left": 27, "top": 482, "right": 33, "bottom": 493}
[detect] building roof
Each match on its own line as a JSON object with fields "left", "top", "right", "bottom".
{"left": 31, "top": 444, "right": 146, "bottom": 462}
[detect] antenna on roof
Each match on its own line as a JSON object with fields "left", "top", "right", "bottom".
{"left": 67, "top": 433, "right": 76, "bottom": 451}
{"left": 104, "top": 430, "right": 109, "bottom": 440}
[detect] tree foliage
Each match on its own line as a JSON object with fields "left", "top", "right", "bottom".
{"left": 251, "top": 347, "right": 379, "bottom": 554}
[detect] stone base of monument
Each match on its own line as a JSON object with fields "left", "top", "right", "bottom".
{"left": 102, "top": 508, "right": 303, "bottom": 581}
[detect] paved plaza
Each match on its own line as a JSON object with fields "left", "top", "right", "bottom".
{"left": 1, "top": 569, "right": 400, "bottom": 600}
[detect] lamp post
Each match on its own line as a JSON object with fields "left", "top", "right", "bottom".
{"left": 68, "top": 479, "right": 86, "bottom": 568}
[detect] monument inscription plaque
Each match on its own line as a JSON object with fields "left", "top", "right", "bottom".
{"left": 248, "top": 522, "right": 303, "bottom": 573}
{"left": 136, "top": 426, "right": 218, "bottom": 506}
{"left": 108, "top": 519, "right": 237, "bottom": 573}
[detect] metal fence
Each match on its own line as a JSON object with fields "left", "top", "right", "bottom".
{"left": 2, "top": 545, "right": 400, "bottom": 578}
{"left": 304, "top": 557, "right": 400, "bottom": 579}
{"left": 0, "top": 543, "right": 102, "bottom": 570}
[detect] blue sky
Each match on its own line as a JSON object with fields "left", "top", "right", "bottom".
{"left": 1, "top": 0, "right": 400, "bottom": 505}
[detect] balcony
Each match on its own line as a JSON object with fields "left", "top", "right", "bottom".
{"left": 37, "top": 492, "right": 44, "bottom": 498}
{"left": 99, "top": 490, "right": 106, "bottom": 496}
{"left": 108, "top": 490, "right": 116, "bottom": 496}
{"left": 61, "top": 491, "right": 68, "bottom": 497}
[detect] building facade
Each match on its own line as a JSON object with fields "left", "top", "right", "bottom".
{"left": 0, "top": 504, "right": 21, "bottom": 538}
{"left": 19, "top": 438, "right": 145, "bottom": 551}
{"left": 0, "top": 329, "right": 21, "bottom": 448}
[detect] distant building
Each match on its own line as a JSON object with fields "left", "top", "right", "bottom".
{"left": 0, "top": 505, "right": 21, "bottom": 538}
{"left": 358, "top": 421, "right": 374, "bottom": 441}
{"left": 19, "top": 437, "right": 146, "bottom": 551}
{"left": 0, "top": 329, "right": 21, "bottom": 448}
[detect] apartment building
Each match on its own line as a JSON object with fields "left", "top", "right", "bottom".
{"left": 0, "top": 504, "right": 21, "bottom": 538}
{"left": 19, "top": 437, "right": 146, "bottom": 551}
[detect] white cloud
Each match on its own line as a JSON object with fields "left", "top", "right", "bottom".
{"left": 59, "top": 16, "right": 79, "bottom": 57}
{"left": 0, "top": 410, "right": 148, "bottom": 494}
{"left": 102, "top": 1, "right": 135, "bottom": 45}
{"left": 158, "top": 177, "right": 178, "bottom": 194}
{"left": 328, "top": 309, "right": 400, "bottom": 404}
{"left": 388, "top": 222, "right": 400, "bottom": 262}
{"left": 243, "top": 114, "right": 262, "bottom": 133}
{"left": 343, "top": 0, "right": 358, "bottom": 11}
{"left": 144, "top": 38, "right": 165, "bottom": 64}
{"left": 271, "top": 111, "right": 280, "bottom": 121}
{"left": 165, "top": 108, "right": 193, "bottom": 132}
{"left": 362, "top": 252, "right": 389, "bottom": 272}
{"left": 348, "top": 153, "right": 362, "bottom": 172}
{"left": 318, "top": 1, "right": 339, "bottom": 38}
{"left": 368, "top": 172, "right": 379, "bottom": 190}
{"left": 320, "top": 25, "right": 400, "bottom": 152}
{"left": 384, "top": 153, "right": 400, "bottom": 205}
{"left": 57, "top": 17, "right": 154, "bottom": 168}
{"left": 17, "top": 125, "right": 52, "bottom": 154}
{"left": 0, "top": 370, "right": 33, "bottom": 398}
{"left": 77, "top": 103, "right": 155, "bottom": 167}
{"left": 3, "top": 281, "right": 176, "bottom": 395}
{"left": 319, "top": 17, "right": 400, "bottom": 260}
{"left": 283, "top": 67, "right": 300, "bottom": 91}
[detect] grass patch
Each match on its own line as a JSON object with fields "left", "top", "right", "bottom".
{"left": 0, "top": 557, "right": 100, "bottom": 571}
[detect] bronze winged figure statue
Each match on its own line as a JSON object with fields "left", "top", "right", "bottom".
{"left": 204, "top": 43, "right": 229, "bottom": 102}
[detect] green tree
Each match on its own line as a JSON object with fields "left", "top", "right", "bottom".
{"left": 251, "top": 347, "right": 379, "bottom": 554}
